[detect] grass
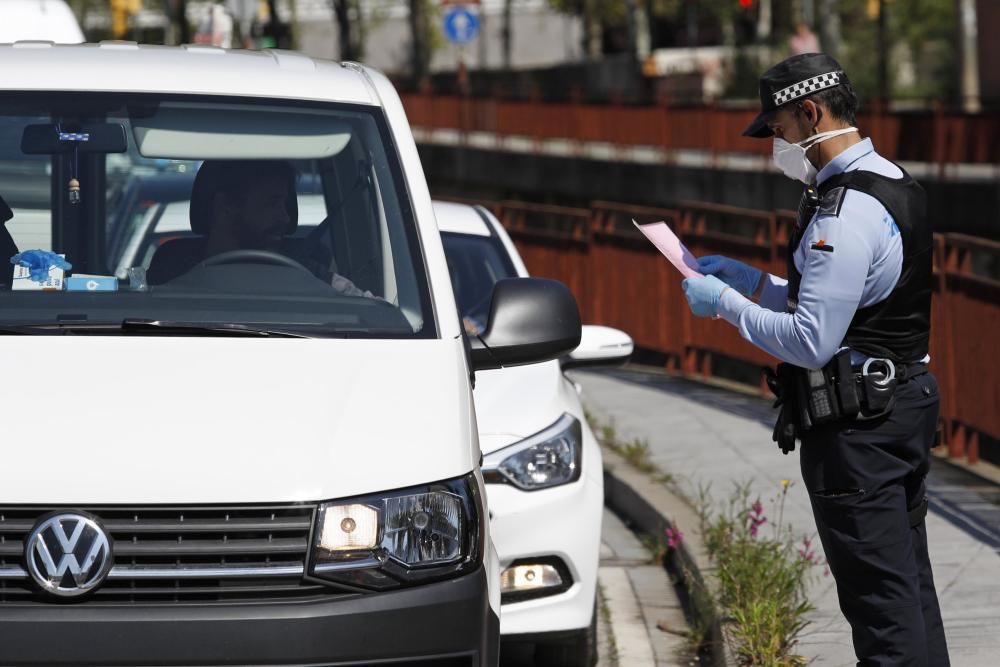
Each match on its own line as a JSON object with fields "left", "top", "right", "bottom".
{"left": 696, "top": 483, "right": 817, "bottom": 667}
{"left": 597, "top": 583, "right": 619, "bottom": 666}
{"left": 639, "top": 533, "right": 668, "bottom": 565}
{"left": 588, "top": 410, "right": 819, "bottom": 664}
{"left": 589, "top": 414, "right": 658, "bottom": 476}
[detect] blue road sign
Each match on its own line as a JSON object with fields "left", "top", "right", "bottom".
{"left": 443, "top": 7, "right": 480, "bottom": 45}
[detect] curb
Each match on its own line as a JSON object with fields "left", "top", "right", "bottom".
{"left": 601, "top": 446, "right": 737, "bottom": 667}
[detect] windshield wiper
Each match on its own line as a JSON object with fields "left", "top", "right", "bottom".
{"left": 120, "top": 319, "right": 310, "bottom": 338}
{"left": 0, "top": 320, "right": 311, "bottom": 337}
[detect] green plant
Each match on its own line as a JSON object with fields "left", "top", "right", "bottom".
{"left": 699, "top": 482, "right": 817, "bottom": 666}
{"left": 639, "top": 532, "right": 669, "bottom": 565}
{"left": 597, "top": 584, "right": 619, "bottom": 665}
{"left": 590, "top": 414, "right": 655, "bottom": 473}
{"left": 617, "top": 437, "right": 655, "bottom": 473}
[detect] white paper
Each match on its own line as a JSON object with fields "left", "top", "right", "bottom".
{"left": 632, "top": 219, "right": 702, "bottom": 279}
{"left": 12, "top": 262, "right": 64, "bottom": 291}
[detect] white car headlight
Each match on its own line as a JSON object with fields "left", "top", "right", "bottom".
{"left": 483, "top": 414, "right": 582, "bottom": 491}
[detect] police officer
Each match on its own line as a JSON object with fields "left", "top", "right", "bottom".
{"left": 681, "top": 53, "right": 950, "bottom": 666}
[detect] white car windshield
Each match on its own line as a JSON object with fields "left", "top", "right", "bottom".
{"left": 441, "top": 230, "right": 517, "bottom": 334}
{"left": 0, "top": 93, "right": 432, "bottom": 338}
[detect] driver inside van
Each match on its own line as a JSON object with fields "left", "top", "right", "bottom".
{"left": 148, "top": 159, "right": 377, "bottom": 299}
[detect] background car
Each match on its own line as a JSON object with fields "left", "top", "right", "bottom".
{"left": 435, "top": 200, "right": 634, "bottom": 666}
{"left": 0, "top": 0, "right": 84, "bottom": 44}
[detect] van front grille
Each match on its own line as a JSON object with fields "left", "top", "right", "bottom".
{"left": 0, "top": 505, "right": 342, "bottom": 604}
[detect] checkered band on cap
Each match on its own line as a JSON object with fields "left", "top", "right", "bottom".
{"left": 772, "top": 71, "right": 842, "bottom": 106}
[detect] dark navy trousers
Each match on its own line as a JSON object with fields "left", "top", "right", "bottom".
{"left": 800, "top": 371, "right": 950, "bottom": 666}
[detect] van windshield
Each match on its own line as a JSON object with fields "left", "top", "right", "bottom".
{"left": 0, "top": 93, "right": 433, "bottom": 338}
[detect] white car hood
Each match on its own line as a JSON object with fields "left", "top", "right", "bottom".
{"left": 473, "top": 360, "right": 570, "bottom": 455}
{"left": 0, "top": 336, "right": 476, "bottom": 504}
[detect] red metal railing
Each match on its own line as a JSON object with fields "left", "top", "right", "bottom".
{"left": 404, "top": 94, "right": 1000, "bottom": 168}
{"left": 461, "top": 197, "right": 999, "bottom": 464}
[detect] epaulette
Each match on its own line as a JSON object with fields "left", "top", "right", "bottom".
{"left": 817, "top": 186, "right": 847, "bottom": 218}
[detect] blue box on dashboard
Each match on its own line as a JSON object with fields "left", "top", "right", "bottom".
{"left": 66, "top": 275, "right": 118, "bottom": 292}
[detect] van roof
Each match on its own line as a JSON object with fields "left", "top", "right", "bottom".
{"left": 0, "top": 43, "right": 376, "bottom": 105}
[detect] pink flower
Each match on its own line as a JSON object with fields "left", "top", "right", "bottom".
{"left": 665, "top": 526, "right": 684, "bottom": 550}
{"left": 798, "top": 537, "right": 818, "bottom": 563}
{"left": 745, "top": 499, "right": 767, "bottom": 538}
{"left": 748, "top": 518, "right": 767, "bottom": 538}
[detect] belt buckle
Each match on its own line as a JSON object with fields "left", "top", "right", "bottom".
{"left": 861, "top": 358, "right": 896, "bottom": 386}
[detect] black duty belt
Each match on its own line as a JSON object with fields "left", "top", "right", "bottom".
{"left": 852, "top": 360, "right": 929, "bottom": 384}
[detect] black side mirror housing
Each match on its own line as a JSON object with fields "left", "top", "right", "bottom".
{"left": 470, "top": 278, "right": 582, "bottom": 371}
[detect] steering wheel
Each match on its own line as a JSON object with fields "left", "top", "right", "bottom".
{"left": 198, "top": 249, "right": 314, "bottom": 275}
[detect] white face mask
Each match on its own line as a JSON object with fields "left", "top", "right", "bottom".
{"left": 773, "top": 127, "right": 858, "bottom": 184}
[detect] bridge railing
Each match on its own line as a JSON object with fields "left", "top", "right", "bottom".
{"left": 404, "top": 94, "right": 1000, "bottom": 168}
{"left": 451, "top": 197, "right": 1000, "bottom": 465}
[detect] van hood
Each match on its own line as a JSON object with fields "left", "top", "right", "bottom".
{"left": 473, "top": 360, "right": 572, "bottom": 455}
{"left": 0, "top": 336, "right": 476, "bottom": 504}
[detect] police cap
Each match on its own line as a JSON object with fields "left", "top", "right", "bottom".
{"left": 742, "top": 52, "right": 850, "bottom": 139}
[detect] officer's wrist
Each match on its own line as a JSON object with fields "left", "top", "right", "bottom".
{"left": 717, "top": 286, "right": 753, "bottom": 326}
{"left": 716, "top": 286, "right": 731, "bottom": 317}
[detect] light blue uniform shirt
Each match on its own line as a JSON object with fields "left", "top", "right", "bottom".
{"left": 717, "top": 138, "right": 905, "bottom": 369}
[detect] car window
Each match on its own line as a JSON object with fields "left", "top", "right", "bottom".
{"left": 0, "top": 93, "right": 433, "bottom": 339}
{"left": 441, "top": 231, "right": 517, "bottom": 334}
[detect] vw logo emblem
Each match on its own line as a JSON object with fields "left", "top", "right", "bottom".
{"left": 24, "top": 513, "right": 113, "bottom": 597}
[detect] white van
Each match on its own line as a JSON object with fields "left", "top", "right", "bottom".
{"left": 0, "top": 43, "right": 583, "bottom": 666}
{"left": 0, "top": 0, "right": 84, "bottom": 43}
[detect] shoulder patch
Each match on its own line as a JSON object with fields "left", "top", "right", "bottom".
{"left": 817, "top": 186, "right": 846, "bottom": 218}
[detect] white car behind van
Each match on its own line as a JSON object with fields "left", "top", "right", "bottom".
{"left": 436, "top": 201, "right": 634, "bottom": 665}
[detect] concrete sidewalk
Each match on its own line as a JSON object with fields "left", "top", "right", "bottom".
{"left": 572, "top": 367, "right": 1000, "bottom": 666}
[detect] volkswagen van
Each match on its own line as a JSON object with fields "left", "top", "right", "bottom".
{"left": 0, "top": 43, "right": 582, "bottom": 666}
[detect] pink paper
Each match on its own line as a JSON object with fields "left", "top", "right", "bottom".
{"left": 632, "top": 219, "right": 703, "bottom": 279}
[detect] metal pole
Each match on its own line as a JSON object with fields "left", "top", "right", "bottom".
{"left": 502, "top": 0, "right": 512, "bottom": 69}
{"left": 959, "top": 0, "right": 982, "bottom": 112}
{"left": 409, "top": 0, "right": 427, "bottom": 84}
{"left": 477, "top": 3, "right": 487, "bottom": 69}
{"left": 877, "top": 0, "right": 889, "bottom": 104}
{"left": 802, "top": 0, "right": 814, "bottom": 26}
{"left": 757, "top": 0, "right": 772, "bottom": 41}
{"left": 817, "top": 0, "right": 840, "bottom": 59}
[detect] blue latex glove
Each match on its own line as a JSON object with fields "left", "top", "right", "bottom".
{"left": 11, "top": 250, "right": 72, "bottom": 283}
{"left": 682, "top": 274, "right": 728, "bottom": 318}
{"left": 697, "top": 255, "right": 762, "bottom": 297}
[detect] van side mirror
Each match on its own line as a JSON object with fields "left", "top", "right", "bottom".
{"left": 470, "top": 278, "right": 581, "bottom": 371}
{"left": 561, "top": 325, "right": 634, "bottom": 370}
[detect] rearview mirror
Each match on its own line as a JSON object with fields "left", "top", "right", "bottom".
{"left": 470, "top": 278, "right": 581, "bottom": 371}
{"left": 561, "top": 325, "right": 634, "bottom": 370}
{"left": 21, "top": 123, "right": 128, "bottom": 155}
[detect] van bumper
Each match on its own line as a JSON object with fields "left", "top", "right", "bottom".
{"left": 0, "top": 568, "right": 498, "bottom": 666}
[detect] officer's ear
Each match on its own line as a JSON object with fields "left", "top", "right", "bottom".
{"left": 799, "top": 99, "right": 823, "bottom": 131}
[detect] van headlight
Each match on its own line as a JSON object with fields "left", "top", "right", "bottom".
{"left": 482, "top": 414, "right": 582, "bottom": 491}
{"left": 308, "top": 474, "right": 484, "bottom": 590}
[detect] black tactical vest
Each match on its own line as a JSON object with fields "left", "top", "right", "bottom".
{"left": 786, "top": 167, "right": 932, "bottom": 364}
